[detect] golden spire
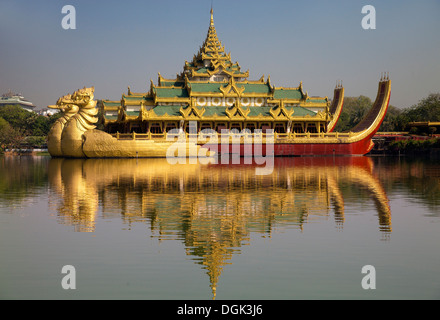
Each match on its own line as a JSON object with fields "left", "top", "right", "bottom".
{"left": 181, "top": 7, "right": 248, "bottom": 80}
{"left": 204, "top": 7, "right": 221, "bottom": 55}
{"left": 210, "top": 7, "right": 214, "bottom": 27}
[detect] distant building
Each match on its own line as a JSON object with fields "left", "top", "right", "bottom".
{"left": 408, "top": 121, "right": 440, "bottom": 135}
{"left": 0, "top": 90, "right": 36, "bottom": 112}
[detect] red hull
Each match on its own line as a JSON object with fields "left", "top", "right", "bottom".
{"left": 202, "top": 138, "right": 374, "bottom": 157}
{"left": 272, "top": 139, "right": 374, "bottom": 156}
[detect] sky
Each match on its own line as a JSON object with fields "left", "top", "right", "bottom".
{"left": 0, "top": 0, "right": 439, "bottom": 110}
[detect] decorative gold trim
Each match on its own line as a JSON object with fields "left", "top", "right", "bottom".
{"left": 219, "top": 77, "right": 245, "bottom": 97}
{"left": 327, "top": 85, "right": 344, "bottom": 132}
{"left": 225, "top": 104, "right": 250, "bottom": 119}
{"left": 269, "top": 105, "right": 295, "bottom": 119}
{"left": 347, "top": 79, "right": 391, "bottom": 143}
{"left": 179, "top": 105, "right": 206, "bottom": 119}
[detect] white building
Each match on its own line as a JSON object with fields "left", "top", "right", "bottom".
{"left": 0, "top": 90, "right": 36, "bottom": 112}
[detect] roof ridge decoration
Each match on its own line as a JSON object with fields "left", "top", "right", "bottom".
{"left": 219, "top": 76, "right": 245, "bottom": 97}
{"left": 225, "top": 103, "right": 250, "bottom": 119}
{"left": 269, "top": 104, "right": 295, "bottom": 120}
{"left": 179, "top": 105, "right": 206, "bottom": 119}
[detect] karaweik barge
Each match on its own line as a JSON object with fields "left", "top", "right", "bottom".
{"left": 47, "top": 9, "right": 391, "bottom": 159}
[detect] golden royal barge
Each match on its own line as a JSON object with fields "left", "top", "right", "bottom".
{"left": 47, "top": 9, "right": 391, "bottom": 159}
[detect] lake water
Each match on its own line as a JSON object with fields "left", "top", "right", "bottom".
{"left": 1, "top": 155, "right": 439, "bottom": 300}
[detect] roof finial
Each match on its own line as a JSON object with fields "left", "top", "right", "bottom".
{"left": 210, "top": 2, "right": 214, "bottom": 26}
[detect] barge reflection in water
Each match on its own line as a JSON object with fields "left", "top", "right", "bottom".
{"left": 47, "top": 157, "right": 392, "bottom": 298}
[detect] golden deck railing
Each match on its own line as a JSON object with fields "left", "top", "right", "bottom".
{"left": 110, "top": 131, "right": 356, "bottom": 143}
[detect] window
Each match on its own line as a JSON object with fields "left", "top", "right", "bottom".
{"left": 307, "top": 123, "right": 318, "bottom": 133}
{"left": 230, "top": 122, "right": 242, "bottom": 131}
{"left": 215, "top": 123, "right": 227, "bottom": 133}
{"left": 200, "top": 122, "right": 212, "bottom": 131}
{"left": 245, "top": 123, "right": 256, "bottom": 133}
{"left": 165, "top": 123, "right": 177, "bottom": 133}
{"left": 274, "top": 123, "right": 286, "bottom": 133}
{"left": 150, "top": 123, "right": 162, "bottom": 134}
{"left": 185, "top": 122, "right": 198, "bottom": 134}
{"left": 292, "top": 123, "right": 303, "bottom": 133}
{"left": 130, "top": 124, "right": 142, "bottom": 133}
{"left": 260, "top": 123, "right": 272, "bottom": 133}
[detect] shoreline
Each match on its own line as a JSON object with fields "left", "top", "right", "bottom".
{"left": 2, "top": 149, "right": 439, "bottom": 158}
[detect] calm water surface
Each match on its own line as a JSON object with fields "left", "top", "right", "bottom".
{"left": 1, "top": 155, "right": 439, "bottom": 300}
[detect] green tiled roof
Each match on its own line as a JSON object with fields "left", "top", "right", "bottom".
{"left": 306, "top": 98, "right": 327, "bottom": 104}
{"left": 122, "top": 95, "right": 152, "bottom": 104}
{"left": 187, "top": 82, "right": 272, "bottom": 95}
{"left": 160, "top": 80, "right": 185, "bottom": 87}
{"left": 290, "top": 106, "right": 316, "bottom": 116}
{"left": 242, "top": 83, "right": 272, "bottom": 94}
{"left": 202, "top": 106, "right": 228, "bottom": 117}
{"left": 273, "top": 88, "right": 303, "bottom": 100}
{"left": 102, "top": 101, "right": 121, "bottom": 107}
{"left": 154, "top": 87, "right": 189, "bottom": 98}
{"left": 149, "top": 105, "right": 316, "bottom": 118}
{"left": 194, "top": 67, "right": 210, "bottom": 74}
{"left": 153, "top": 105, "right": 182, "bottom": 116}
{"left": 188, "top": 82, "right": 223, "bottom": 93}
{"left": 247, "top": 106, "right": 271, "bottom": 117}
{"left": 125, "top": 111, "right": 139, "bottom": 117}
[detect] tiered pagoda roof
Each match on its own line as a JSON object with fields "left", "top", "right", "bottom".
{"left": 101, "top": 8, "right": 331, "bottom": 126}
{"left": 181, "top": 8, "right": 249, "bottom": 80}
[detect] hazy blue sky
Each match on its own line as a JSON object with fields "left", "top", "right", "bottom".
{"left": 1, "top": 0, "right": 439, "bottom": 110}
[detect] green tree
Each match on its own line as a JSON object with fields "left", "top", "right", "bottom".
{"left": 404, "top": 93, "right": 440, "bottom": 122}
{"left": 334, "top": 95, "right": 372, "bottom": 131}
{"left": 0, "top": 117, "right": 8, "bottom": 131}
{"left": 394, "top": 93, "right": 440, "bottom": 133}
{"left": 379, "top": 105, "right": 402, "bottom": 132}
{"left": 28, "top": 114, "right": 50, "bottom": 136}
{"left": 0, "top": 120, "right": 26, "bottom": 151}
{"left": 0, "top": 104, "right": 60, "bottom": 137}
{"left": 0, "top": 105, "right": 31, "bottom": 132}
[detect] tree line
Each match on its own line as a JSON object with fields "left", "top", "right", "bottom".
{"left": 334, "top": 93, "right": 440, "bottom": 134}
{"left": 0, "top": 105, "right": 61, "bottom": 151}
